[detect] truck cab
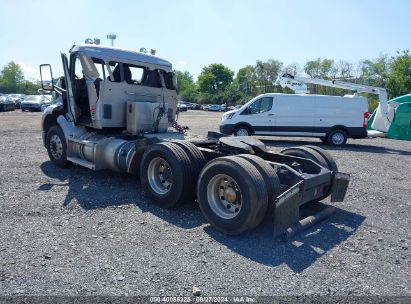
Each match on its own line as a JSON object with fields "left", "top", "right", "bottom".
{"left": 41, "top": 44, "right": 178, "bottom": 136}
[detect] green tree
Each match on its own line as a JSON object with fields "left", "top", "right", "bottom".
{"left": 254, "top": 59, "right": 283, "bottom": 93}
{"left": 197, "top": 64, "right": 234, "bottom": 96}
{"left": 386, "top": 50, "right": 411, "bottom": 98}
{"left": 304, "top": 58, "right": 337, "bottom": 93}
{"left": 0, "top": 61, "right": 25, "bottom": 93}
{"left": 236, "top": 65, "right": 257, "bottom": 96}
{"left": 359, "top": 55, "right": 390, "bottom": 87}
{"left": 175, "top": 71, "right": 198, "bottom": 102}
{"left": 175, "top": 71, "right": 194, "bottom": 93}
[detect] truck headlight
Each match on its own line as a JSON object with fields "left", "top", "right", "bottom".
{"left": 222, "top": 112, "right": 235, "bottom": 120}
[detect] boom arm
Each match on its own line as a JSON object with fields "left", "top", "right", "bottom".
{"left": 279, "top": 73, "right": 388, "bottom": 114}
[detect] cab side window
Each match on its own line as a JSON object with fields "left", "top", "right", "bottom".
{"left": 260, "top": 97, "right": 273, "bottom": 113}
{"left": 249, "top": 99, "right": 261, "bottom": 114}
{"left": 241, "top": 97, "right": 273, "bottom": 115}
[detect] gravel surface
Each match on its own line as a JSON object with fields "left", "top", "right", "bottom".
{"left": 0, "top": 110, "right": 410, "bottom": 297}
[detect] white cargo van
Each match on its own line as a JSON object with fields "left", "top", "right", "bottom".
{"left": 220, "top": 93, "right": 369, "bottom": 146}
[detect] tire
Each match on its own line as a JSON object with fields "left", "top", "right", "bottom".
{"left": 280, "top": 146, "right": 329, "bottom": 169}
{"left": 237, "top": 154, "right": 281, "bottom": 223}
{"left": 197, "top": 156, "right": 268, "bottom": 235}
{"left": 140, "top": 142, "right": 194, "bottom": 208}
{"left": 233, "top": 125, "right": 252, "bottom": 136}
{"left": 281, "top": 146, "right": 335, "bottom": 201}
{"left": 171, "top": 140, "right": 206, "bottom": 200}
{"left": 46, "top": 125, "right": 71, "bottom": 168}
{"left": 327, "top": 129, "right": 347, "bottom": 146}
{"left": 304, "top": 145, "right": 338, "bottom": 172}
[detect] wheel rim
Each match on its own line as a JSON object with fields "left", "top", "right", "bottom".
{"left": 207, "top": 174, "right": 242, "bottom": 219}
{"left": 147, "top": 157, "right": 173, "bottom": 195}
{"left": 49, "top": 134, "right": 63, "bottom": 160}
{"left": 331, "top": 132, "right": 345, "bottom": 145}
{"left": 236, "top": 128, "right": 249, "bottom": 136}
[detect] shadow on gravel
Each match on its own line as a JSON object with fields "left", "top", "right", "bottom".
{"left": 204, "top": 203, "right": 365, "bottom": 273}
{"left": 39, "top": 161, "right": 206, "bottom": 229}
{"left": 262, "top": 139, "right": 411, "bottom": 156}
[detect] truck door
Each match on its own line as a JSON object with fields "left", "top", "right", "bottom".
{"left": 61, "top": 53, "right": 77, "bottom": 123}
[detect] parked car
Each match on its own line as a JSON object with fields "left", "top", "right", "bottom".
{"left": 177, "top": 102, "right": 188, "bottom": 112}
{"left": 21, "top": 95, "right": 49, "bottom": 112}
{"left": 189, "top": 103, "right": 202, "bottom": 110}
{"left": 0, "top": 96, "right": 16, "bottom": 112}
{"left": 8, "top": 94, "right": 26, "bottom": 109}
{"left": 220, "top": 93, "right": 369, "bottom": 145}
{"left": 205, "top": 104, "right": 225, "bottom": 112}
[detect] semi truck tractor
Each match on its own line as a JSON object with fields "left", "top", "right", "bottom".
{"left": 39, "top": 44, "right": 350, "bottom": 235}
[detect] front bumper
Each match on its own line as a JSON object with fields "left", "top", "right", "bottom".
{"left": 21, "top": 104, "right": 42, "bottom": 111}
{"left": 219, "top": 124, "right": 235, "bottom": 135}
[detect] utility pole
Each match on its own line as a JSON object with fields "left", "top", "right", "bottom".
{"left": 107, "top": 33, "right": 117, "bottom": 46}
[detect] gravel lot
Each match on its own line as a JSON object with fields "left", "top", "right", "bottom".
{"left": 0, "top": 110, "right": 410, "bottom": 297}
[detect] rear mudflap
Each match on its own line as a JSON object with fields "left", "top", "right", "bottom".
{"left": 330, "top": 172, "right": 350, "bottom": 202}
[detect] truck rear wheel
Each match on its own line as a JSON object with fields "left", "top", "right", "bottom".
{"left": 140, "top": 142, "right": 194, "bottom": 208}
{"left": 280, "top": 146, "right": 329, "bottom": 169}
{"left": 305, "top": 146, "right": 338, "bottom": 171}
{"left": 171, "top": 140, "right": 206, "bottom": 200}
{"left": 172, "top": 141, "right": 206, "bottom": 177}
{"left": 281, "top": 146, "right": 336, "bottom": 201}
{"left": 197, "top": 156, "right": 268, "bottom": 235}
{"left": 46, "top": 125, "right": 71, "bottom": 168}
{"left": 237, "top": 154, "right": 281, "bottom": 224}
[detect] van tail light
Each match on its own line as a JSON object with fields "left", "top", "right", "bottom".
{"left": 363, "top": 112, "right": 369, "bottom": 128}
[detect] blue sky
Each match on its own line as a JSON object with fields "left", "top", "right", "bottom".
{"left": 0, "top": 0, "right": 410, "bottom": 81}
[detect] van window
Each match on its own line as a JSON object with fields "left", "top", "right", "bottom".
{"left": 242, "top": 97, "right": 273, "bottom": 115}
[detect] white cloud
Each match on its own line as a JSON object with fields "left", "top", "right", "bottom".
{"left": 18, "top": 62, "right": 40, "bottom": 81}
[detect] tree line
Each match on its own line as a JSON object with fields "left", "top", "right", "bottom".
{"left": 176, "top": 50, "right": 411, "bottom": 111}
{"left": 1, "top": 50, "right": 410, "bottom": 112}
{"left": 0, "top": 62, "right": 41, "bottom": 95}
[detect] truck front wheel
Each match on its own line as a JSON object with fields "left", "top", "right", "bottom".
{"left": 45, "top": 125, "right": 71, "bottom": 168}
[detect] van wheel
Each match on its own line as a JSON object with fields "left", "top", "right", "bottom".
{"left": 197, "top": 156, "right": 268, "bottom": 235}
{"left": 327, "top": 129, "right": 347, "bottom": 146}
{"left": 233, "top": 125, "right": 251, "bottom": 136}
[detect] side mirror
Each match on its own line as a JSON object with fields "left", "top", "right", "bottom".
{"left": 40, "top": 64, "right": 54, "bottom": 91}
